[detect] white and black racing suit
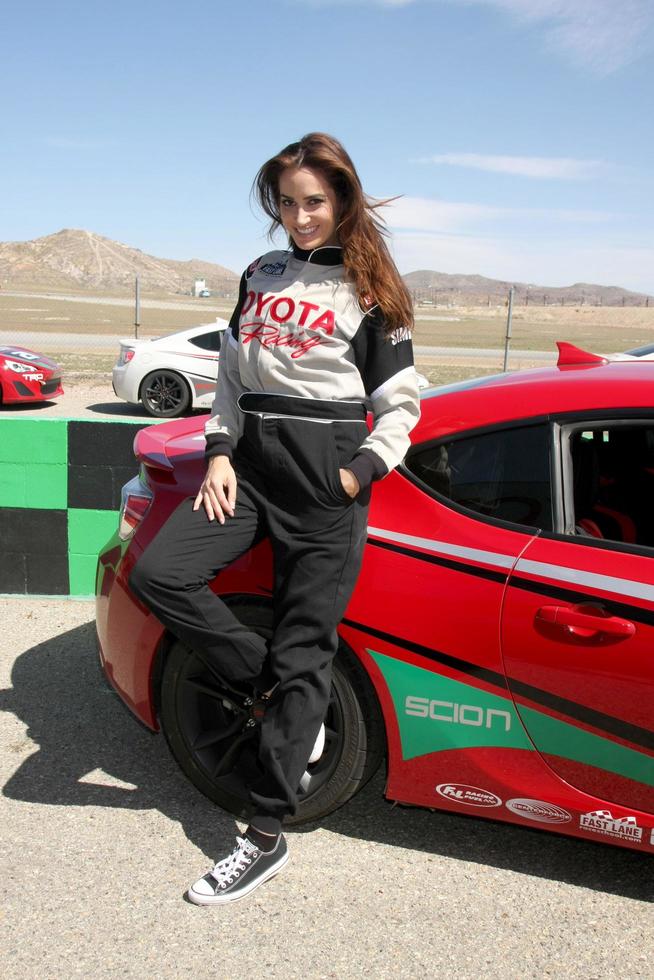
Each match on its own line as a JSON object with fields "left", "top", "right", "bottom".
{"left": 130, "top": 243, "right": 420, "bottom": 827}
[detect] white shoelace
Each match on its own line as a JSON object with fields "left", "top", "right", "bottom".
{"left": 210, "top": 837, "right": 258, "bottom": 886}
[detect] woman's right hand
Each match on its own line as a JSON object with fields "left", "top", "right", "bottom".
{"left": 193, "top": 455, "right": 237, "bottom": 523}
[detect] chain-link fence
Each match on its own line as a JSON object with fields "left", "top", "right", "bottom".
{"left": 410, "top": 287, "right": 652, "bottom": 308}
{"left": 1, "top": 284, "right": 653, "bottom": 393}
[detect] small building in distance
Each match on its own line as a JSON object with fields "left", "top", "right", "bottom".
{"left": 192, "top": 278, "right": 211, "bottom": 297}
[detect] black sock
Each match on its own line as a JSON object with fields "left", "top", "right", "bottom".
{"left": 246, "top": 821, "right": 281, "bottom": 852}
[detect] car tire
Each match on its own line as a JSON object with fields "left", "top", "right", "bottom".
{"left": 158, "top": 598, "right": 385, "bottom": 825}
{"left": 140, "top": 370, "right": 191, "bottom": 418}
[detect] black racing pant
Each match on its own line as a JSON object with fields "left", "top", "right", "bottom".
{"left": 129, "top": 394, "right": 370, "bottom": 823}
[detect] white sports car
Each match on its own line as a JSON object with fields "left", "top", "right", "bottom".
{"left": 113, "top": 319, "right": 431, "bottom": 419}
{"left": 112, "top": 321, "right": 228, "bottom": 418}
{"left": 611, "top": 343, "right": 654, "bottom": 361}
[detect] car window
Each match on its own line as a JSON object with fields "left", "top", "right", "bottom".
{"left": 406, "top": 423, "right": 553, "bottom": 530}
{"left": 570, "top": 424, "right": 654, "bottom": 549}
{"left": 189, "top": 331, "right": 222, "bottom": 352}
{"left": 624, "top": 343, "right": 654, "bottom": 357}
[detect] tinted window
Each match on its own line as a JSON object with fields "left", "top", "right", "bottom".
{"left": 571, "top": 424, "right": 654, "bottom": 548}
{"left": 406, "top": 424, "right": 552, "bottom": 530}
{"left": 190, "top": 331, "right": 222, "bottom": 352}
{"left": 624, "top": 343, "right": 654, "bottom": 357}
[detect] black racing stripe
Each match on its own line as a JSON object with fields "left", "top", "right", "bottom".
{"left": 367, "top": 538, "right": 507, "bottom": 584}
{"left": 342, "top": 618, "right": 508, "bottom": 689}
{"left": 343, "top": 618, "right": 654, "bottom": 755}
{"left": 506, "top": 674, "right": 654, "bottom": 752}
{"left": 368, "top": 536, "right": 654, "bottom": 628}
{"left": 509, "top": 575, "right": 654, "bottom": 628}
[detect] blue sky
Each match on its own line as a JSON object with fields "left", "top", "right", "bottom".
{"left": 2, "top": 0, "right": 653, "bottom": 291}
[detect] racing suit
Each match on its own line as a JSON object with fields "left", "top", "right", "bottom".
{"left": 130, "top": 243, "right": 420, "bottom": 824}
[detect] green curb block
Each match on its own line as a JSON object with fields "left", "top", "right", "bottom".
{"left": 68, "top": 509, "right": 122, "bottom": 596}
{"left": 0, "top": 416, "right": 155, "bottom": 596}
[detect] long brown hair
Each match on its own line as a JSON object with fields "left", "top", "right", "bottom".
{"left": 253, "top": 132, "right": 413, "bottom": 336}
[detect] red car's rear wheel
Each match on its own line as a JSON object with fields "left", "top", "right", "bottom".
{"left": 158, "top": 599, "right": 385, "bottom": 825}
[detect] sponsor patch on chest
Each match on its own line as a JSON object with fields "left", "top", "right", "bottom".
{"left": 241, "top": 291, "right": 336, "bottom": 334}
{"left": 259, "top": 261, "right": 288, "bottom": 277}
{"left": 240, "top": 290, "right": 338, "bottom": 358}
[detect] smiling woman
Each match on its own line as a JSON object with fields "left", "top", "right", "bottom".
{"left": 127, "top": 131, "right": 421, "bottom": 906}
{"left": 278, "top": 167, "right": 339, "bottom": 251}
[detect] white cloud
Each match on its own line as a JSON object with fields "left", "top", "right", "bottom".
{"left": 387, "top": 198, "right": 505, "bottom": 230}
{"left": 302, "top": 0, "right": 654, "bottom": 73}
{"left": 390, "top": 230, "right": 654, "bottom": 293}
{"left": 379, "top": 195, "right": 649, "bottom": 291}
{"left": 471, "top": 0, "right": 653, "bottom": 73}
{"left": 384, "top": 196, "right": 611, "bottom": 231}
{"left": 413, "top": 153, "right": 607, "bottom": 180}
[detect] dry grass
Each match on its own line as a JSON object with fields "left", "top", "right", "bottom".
{"left": 55, "top": 352, "right": 117, "bottom": 376}
{"left": 412, "top": 304, "right": 654, "bottom": 353}
{"left": 2, "top": 288, "right": 653, "bottom": 388}
{"left": 0, "top": 292, "right": 233, "bottom": 336}
{"left": 420, "top": 364, "right": 502, "bottom": 386}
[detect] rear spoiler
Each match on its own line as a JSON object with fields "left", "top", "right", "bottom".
{"left": 556, "top": 342, "right": 608, "bottom": 367}
{"left": 133, "top": 417, "right": 204, "bottom": 471}
{"left": 134, "top": 425, "right": 174, "bottom": 470}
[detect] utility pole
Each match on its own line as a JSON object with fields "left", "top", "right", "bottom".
{"left": 134, "top": 275, "right": 140, "bottom": 339}
{"left": 503, "top": 286, "right": 514, "bottom": 372}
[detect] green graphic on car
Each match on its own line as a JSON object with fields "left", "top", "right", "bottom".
{"left": 370, "top": 650, "right": 654, "bottom": 789}
{"left": 369, "top": 650, "right": 531, "bottom": 758}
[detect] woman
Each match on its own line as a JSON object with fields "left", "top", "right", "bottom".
{"left": 129, "top": 132, "right": 420, "bottom": 905}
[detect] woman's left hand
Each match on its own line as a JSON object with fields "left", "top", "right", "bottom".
{"left": 339, "top": 468, "right": 361, "bottom": 499}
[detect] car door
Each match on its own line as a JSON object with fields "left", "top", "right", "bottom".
{"left": 366, "top": 420, "right": 553, "bottom": 806}
{"left": 501, "top": 418, "right": 654, "bottom": 814}
{"left": 183, "top": 330, "right": 223, "bottom": 400}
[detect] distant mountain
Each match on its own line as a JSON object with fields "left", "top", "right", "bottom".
{"left": 402, "top": 269, "right": 652, "bottom": 307}
{"left": 0, "top": 229, "right": 239, "bottom": 295}
{"left": 1, "top": 231, "right": 650, "bottom": 306}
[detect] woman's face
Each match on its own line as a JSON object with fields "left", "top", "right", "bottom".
{"left": 278, "top": 166, "right": 339, "bottom": 251}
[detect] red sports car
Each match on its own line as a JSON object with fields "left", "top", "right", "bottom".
{"left": 0, "top": 346, "right": 63, "bottom": 405}
{"left": 95, "top": 343, "right": 654, "bottom": 853}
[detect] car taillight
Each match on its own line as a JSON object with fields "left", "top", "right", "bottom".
{"left": 118, "top": 347, "right": 135, "bottom": 366}
{"left": 119, "top": 475, "right": 153, "bottom": 540}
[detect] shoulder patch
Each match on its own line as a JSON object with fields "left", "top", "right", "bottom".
{"left": 246, "top": 257, "right": 261, "bottom": 279}
{"left": 259, "top": 259, "right": 288, "bottom": 277}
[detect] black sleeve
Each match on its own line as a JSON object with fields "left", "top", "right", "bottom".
{"left": 351, "top": 306, "right": 415, "bottom": 397}
{"left": 348, "top": 307, "right": 420, "bottom": 489}
{"left": 227, "top": 272, "right": 247, "bottom": 340}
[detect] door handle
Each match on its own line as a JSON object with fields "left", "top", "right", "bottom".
{"left": 536, "top": 603, "right": 635, "bottom": 638}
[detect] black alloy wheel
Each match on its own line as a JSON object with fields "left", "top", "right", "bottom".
{"left": 158, "top": 599, "right": 385, "bottom": 824}
{"left": 140, "top": 370, "right": 191, "bottom": 418}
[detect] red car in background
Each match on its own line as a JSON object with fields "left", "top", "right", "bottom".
{"left": 0, "top": 346, "right": 63, "bottom": 405}
{"left": 96, "top": 344, "right": 654, "bottom": 854}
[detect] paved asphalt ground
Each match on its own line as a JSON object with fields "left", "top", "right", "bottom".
{"left": 1, "top": 598, "right": 652, "bottom": 979}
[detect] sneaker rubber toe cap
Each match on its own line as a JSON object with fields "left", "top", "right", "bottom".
{"left": 189, "top": 874, "right": 217, "bottom": 900}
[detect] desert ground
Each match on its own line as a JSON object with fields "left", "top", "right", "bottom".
{"left": 1, "top": 289, "right": 653, "bottom": 394}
